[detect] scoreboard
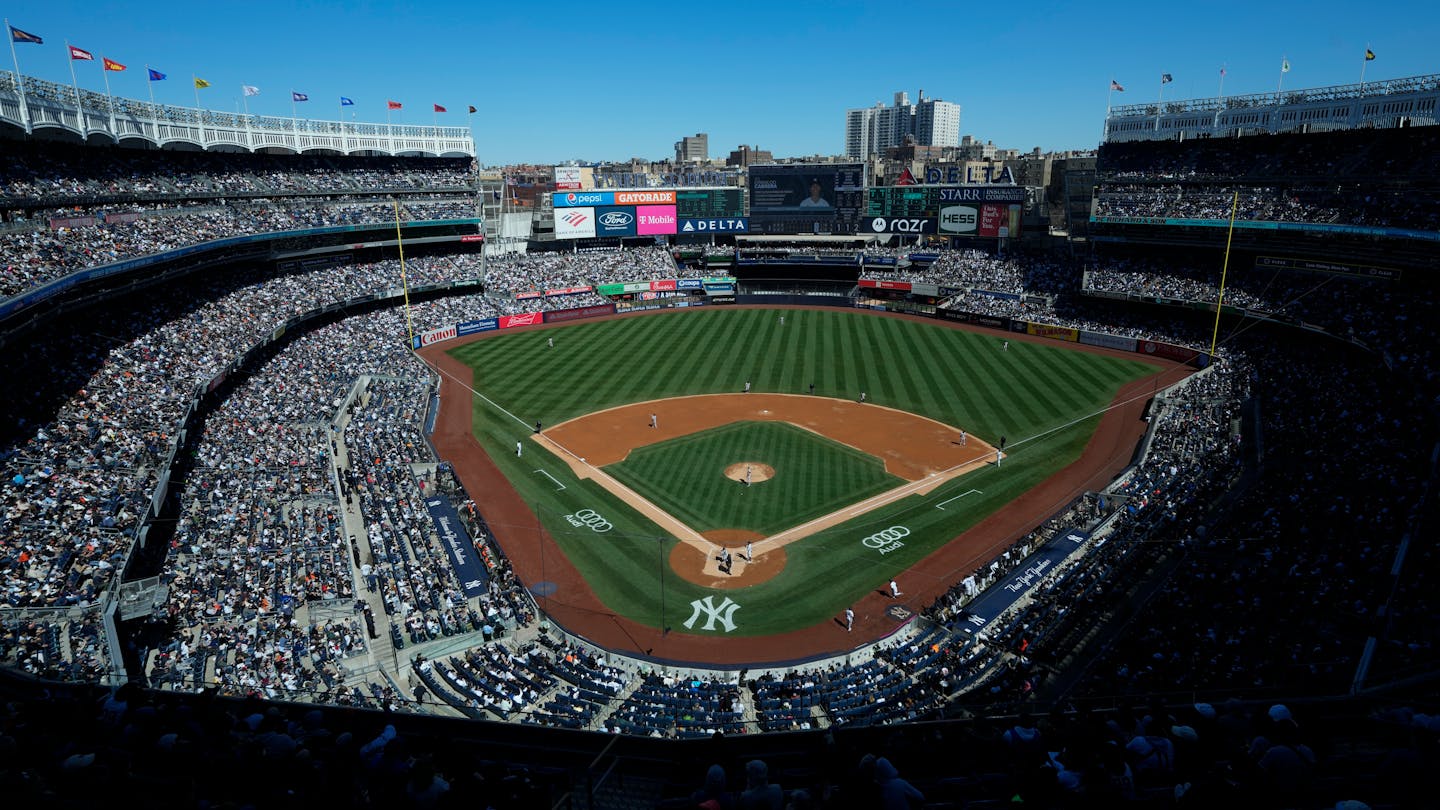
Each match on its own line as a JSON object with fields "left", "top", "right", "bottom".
{"left": 867, "top": 187, "right": 932, "bottom": 218}
{"left": 677, "top": 188, "right": 745, "bottom": 219}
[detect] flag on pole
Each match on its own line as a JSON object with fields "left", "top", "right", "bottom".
{"left": 387, "top": 100, "right": 402, "bottom": 110}
{"left": 292, "top": 91, "right": 308, "bottom": 102}
{"left": 68, "top": 45, "right": 94, "bottom": 61}
{"left": 1161, "top": 73, "right": 1173, "bottom": 84}
{"left": 468, "top": 105, "right": 477, "bottom": 114}
{"left": 340, "top": 96, "right": 355, "bottom": 106}
{"left": 242, "top": 85, "right": 260, "bottom": 96}
{"left": 433, "top": 103, "right": 446, "bottom": 113}
{"left": 1365, "top": 48, "right": 1376, "bottom": 61}
{"left": 1281, "top": 59, "right": 1291, "bottom": 73}
{"left": 148, "top": 68, "right": 166, "bottom": 81}
{"left": 1219, "top": 66, "right": 1227, "bottom": 76}
{"left": 9, "top": 25, "right": 43, "bottom": 45}
{"left": 194, "top": 77, "right": 211, "bottom": 88}
{"left": 1110, "top": 79, "right": 1125, "bottom": 91}
{"left": 103, "top": 57, "right": 126, "bottom": 72}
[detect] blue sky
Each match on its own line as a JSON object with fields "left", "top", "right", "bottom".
{"left": 5, "top": 1, "right": 1435, "bottom": 165}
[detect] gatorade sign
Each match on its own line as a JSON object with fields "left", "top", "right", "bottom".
{"left": 939, "top": 206, "right": 978, "bottom": 234}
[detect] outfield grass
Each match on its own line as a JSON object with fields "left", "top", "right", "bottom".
{"left": 607, "top": 421, "right": 904, "bottom": 535}
{"left": 449, "top": 308, "right": 1163, "bottom": 637}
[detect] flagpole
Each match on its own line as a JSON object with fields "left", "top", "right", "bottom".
{"left": 1104, "top": 79, "right": 1114, "bottom": 141}
{"left": 5, "top": 18, "right": 33, "bottom": 133}
{"left": 1156, "top": 75, "right": 1164, "bottom": 132}
{"left": 339, "top": 100, "right": 348, "bottom": 155}
{"left": 100, "top": 55, "right": 116, "bottom": 132}
{"left": 145, "top": 64, "right": 156, "bottom": 107}
{"left": 192, "top": 75, "right": 201, "bottom": 109}
{"left": 65, "top": 41, "right": 84, "bottom": 127}
{"left": 1360, "top": 44, "right": 1369, "bottom": 88}
{"left": 1218, "top": 63, "right": 1226, "bottom": 99}
{"left": 1277, "top": 58, "right": 1285, "bottom": 98}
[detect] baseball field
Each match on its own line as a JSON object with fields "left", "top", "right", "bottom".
{"left": 426, "top": 307, "right": 1178, "bottom": 658}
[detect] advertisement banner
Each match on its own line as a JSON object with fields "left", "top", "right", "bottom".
{"left": 545, "top": 285, "right": 593, "bottom": 296}
{"left": 911, "top": 282, "right": 940, "bottom": 297}
{"left": 636, "top": 205, "right": 678, "bottom": 235}
{"left": 457, "top": 318, "right": 499, "bottom": 336}
{"left": 555, "top": 207, "right": 596, "bottom": 239}
{"left": 615, "top": 190, "right": 677, "bottom": 206}
{"left": 939, "top": 205, "right": 979, "bottom": 234}
{"left": 978, "top": 204, "right": 1006, "bottom": 237}
{"left": 515, "top": 290, "right": 544, "bottom": 300}
{"left": 705, "top": 285, "right": 735, "bottom": 295}
{"left": 1027, "top": 323, "right": 1078, "bottom": 342}
{"left": 49, "top": 215, "right": 98, "bottom": 229}
{"left": 544, "top": 303, "right": 617, "bottom": 323}
{"left": 649, "top": 279, "right": 677, "bottom": 292}
{"left": 678, "top": 217, "right": 749, "bottom": 234}
{"left": 592, "top": 205, "right": 637, "bottom": 237}
{"left": 935, "top": 186, "right": 1026, "bottom": 204}
{"left": 413, "top": 324, "right": 459, "bottom": 348}
{"left": 702, "top": 277, "right": 737, "bottom": 284}
{"left": 498, "top": 312, "right": 543, "bottom": 329}
{"left": 460, "top": 234, "right": 485, "bottom": 243}
{"left": 424, "top": 497, "right": 488, "bottom": 596}
{"left": 859, "top": 279, "right": 913, "bottom": 291}
{"left": 621, "top": 281, "right": 651, "bottom": 293}
{"left": 552, "top": 190, "right": 615, "bottom": 208}
{"left": 1139, "top": 340, "right": 1199, "bottom": 363}
{"left": 1079, "top": 331, "right": 1138, "bottom": 352}
{"left": 865, "top": 216, "right": 936, "bottom": 234}
{"left": 554, "top": 165, "right": 582, "bottom": 190}
{"left": 677, "top": 278, "right": 703, "bottom": 289}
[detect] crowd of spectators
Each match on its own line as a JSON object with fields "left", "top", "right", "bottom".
{"left": 1095, "top": 126, "right": 1440, "bottom": 231}
{"left": 1, "top": 143, "right": 479, "bottom": 299}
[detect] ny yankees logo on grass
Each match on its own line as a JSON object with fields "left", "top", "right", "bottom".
{"left": 683, "top": 595, "right": 741, "bottom": 633}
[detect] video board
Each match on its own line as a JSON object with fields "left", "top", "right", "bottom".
{"left": 676, "top": 188, "right": 745, "bottom": 219}
{"left": 747, "top": 163, "right": 866, "bottom": 234}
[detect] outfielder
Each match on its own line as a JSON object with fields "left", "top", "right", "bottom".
{"left": 845, "top": 608, "right": 854, "bottom": 632}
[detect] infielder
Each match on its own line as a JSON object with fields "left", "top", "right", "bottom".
{"left": 959, "top": 430, "right": 967, "bottom": 446}
{"left": 859, "top": 392, "right": 867, "bottom": 403}
{"left": 650, "top": 413, "right": 658, "bottom": 429}
{"left": 744, "top": 380, "right": 751, "bottom": 393}
{"left": 745, "top": 541, "right": 753, "bottom": 562}
{"left": 845, "top": 608, "right": 854, "bottom": 632}
{"left": 889, "top": 580, "right": 902, "bottom": 598}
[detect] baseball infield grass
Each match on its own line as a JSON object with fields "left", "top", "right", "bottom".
{"left": 450, "top": 308, "right": 1162, "bottom": 638}
{"left": 607, "top": 421, "right": 905, "bottom": 535}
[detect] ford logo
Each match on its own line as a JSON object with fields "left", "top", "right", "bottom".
{"left": 599, "top": 212, "right": 633, "bottom": 227}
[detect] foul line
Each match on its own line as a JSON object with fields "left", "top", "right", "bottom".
{"left": 427, "top": 361, "right": 533, "bottom": 431}
{"left": 534, "top": 469, "right": 566, "bottom": 491}
{"left": 935, "top": 489, "right": 982, "bottom": 510}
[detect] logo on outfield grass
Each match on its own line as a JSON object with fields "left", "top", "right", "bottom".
{"left": 564, "top": 509, "right": 612, "bottom": 533}
{"left": 861, "top": 526, "right": 910, "bottom": 555}
{"left": 683, "top": 595, "right": 740, "bottom": 633}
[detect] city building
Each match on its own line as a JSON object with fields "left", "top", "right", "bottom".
{"left": 674, "top": 132, "right": 708, "bottom": 163}
{"left": 726, "top": 144, "right": 774, "bottom": 167}
{"left": 845, "top": 90, "right": 961, "bottom": 159}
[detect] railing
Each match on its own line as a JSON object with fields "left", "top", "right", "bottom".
{"left": 1, "top": 70, "right": 474, "bottom": 156}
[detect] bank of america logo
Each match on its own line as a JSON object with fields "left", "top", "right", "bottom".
{"left": 562, "top": 211, "right": 588, "bottom": 227}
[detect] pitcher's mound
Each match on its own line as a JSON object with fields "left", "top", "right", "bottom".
{"left": 724, "top": 462, "right": 775, "bottom": 484}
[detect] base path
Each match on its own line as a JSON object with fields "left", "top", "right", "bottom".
{"left": 419, "top": 305, "right": 1194, "bottom": 668}
{"left": 537, "top": 393, "right": 997, "bottom": 582}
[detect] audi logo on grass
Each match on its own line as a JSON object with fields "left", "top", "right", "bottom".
{"left": 861, "top": 526, "right": 909, "bottom": 554}
{"left": 564, "top": 508, "right": 611, "bottom": 533}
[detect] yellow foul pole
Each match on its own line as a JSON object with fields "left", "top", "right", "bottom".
{"left": 1209, "top": 190, "right": 1239, "bottom": 357}
{"left": 393, "top": 200, "right": 414, "bottom": 348}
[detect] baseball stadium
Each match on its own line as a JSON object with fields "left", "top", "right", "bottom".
{"left": 2, "top": 13, "right": 1439, "bottom": 808}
